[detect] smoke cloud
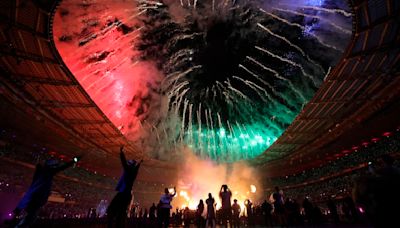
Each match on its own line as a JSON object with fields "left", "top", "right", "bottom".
{"left": 169, "top": 147, "right": 264, "bottom": 211}
{"left": 53, "top": 0, "right": 351, "bottom": 163}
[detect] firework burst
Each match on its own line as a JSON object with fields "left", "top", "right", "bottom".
{"left": 54, "top": 0, "right": 352, "bottom": 162}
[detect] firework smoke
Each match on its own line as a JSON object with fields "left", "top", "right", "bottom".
{"left": 53, "top": 0, "right": 351, "bottom": 162}
{"left": 170, "top": 147, "right": 264, "bottom": 212}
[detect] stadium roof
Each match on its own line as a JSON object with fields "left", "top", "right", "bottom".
{"left": 254, "top": 0, "right": 400, "bottom": 176}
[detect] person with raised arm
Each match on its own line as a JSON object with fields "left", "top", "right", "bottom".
{"left": 107, "top": 146, "right": 142, "bottom": 228}
{"left": 158, "top": 186, "right": 176, "bottom": 228}
{"left": 13, "top": 156, "right": 81, "bottom": 227}
{"left": 219, "top": 184, "right": 232, "bottom": 227}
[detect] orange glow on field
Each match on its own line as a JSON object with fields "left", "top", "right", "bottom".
{"left": 176, "top": 189, "right": 252, "bottom": 216}
{"left": 178, "top": 190, "right": 200, "bottom": 210}
{"left": 168, "top": 150, "right": 263, "bottom": 215}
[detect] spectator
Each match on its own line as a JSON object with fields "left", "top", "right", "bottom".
{"left": 245, "top": 199, "right": 253, "bottom": 227}
{"left": 272, "top": 186, "right": 285, "bottom": 225}
{"left": 12, "top": 156, "right": 80, "bottom": 227}
{"left": 231, "top": 199, "right": 241, "bottom": 228}
{"left": 327, "top": 198, "right": 339, "bottom": 224}
{"left": 149, "top": 203, "right": 156, "bottom": 221}
{"left": 158, "top": 187, "right": 176, "bottom": 228}
{"left": 261, "top": 199, "right": 272, "bottom": 226}
{"left": 196, "top": 199, "right": 205, "bottom": 228}
{"left": 107, "top": 146, "right": 142, "bottom": 228}
{"left": 219, "top": 184, "right": 232, "bottom": 227}
{"left": 354, "top": 154, "right": 400, "bottom": 227}
{"left": 206, "top": 193, "right": 216, "bottom": 228}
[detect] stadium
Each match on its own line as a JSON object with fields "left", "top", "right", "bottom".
{"left": 0, "top": 0, "right": 399, "bottom": 227}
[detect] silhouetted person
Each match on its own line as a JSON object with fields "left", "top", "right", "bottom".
{"left": 327, "top": 198, "right": 339, "bottom": 224}
{"left": 171, "top": 211, "right": 176, "bottom": 226}
{"left": 313, "top": 206, "right": 324, "bottom": 225}
{"left": 377, "top": 154, "right": 400, "bottom": 177}
{"left": 342, "top": 196, "right": 358, "bottom": 222}
{"left": 302, "top": 197, "right": 314, "bottom": 224}
{"left": 107, "top": 146, "right": 142, "bottom": 228}
{"left": 196, "top": 199, "right": 205, "bottom": 228}
{"left": 12, "top": 156, "right": 80, "bottom": 227}
{"left": 172, "top": 208, "right": 182, "bottom": 226}
{"left": 291, "top": 199, "right": 303, "bottom": 225}
{"left": 261, "top": 200, "right": 272, "bottom": 226}
{"left": 231, "top": 199, "right": 241, "bottom": 228}
{"left": 158, "top": 187, "right": 176, "bottom": 228}
{"left": 272, "top": 187, "right": 285, "bottom": 225}
{"left": 285, "top": 198, "right": 298, "bottom": 226}
{"left": 176, "top": 208, "right": 183, "bottom": 226}
{"left": 149, "top": 203, "right": 157, "bottom": 221}
{"left": 183, "top": 207, "right": 190, "bottom": 227}
{"left": 138, "top": 208, "right": 143, "bottom": 218}
{"left": 156, "top": 201, "right": 162, "bottom": 222}
{"left": 206, "top": 193, "right": 216, "bottom": 228}
{"left": 245, "top": 199, "right": 254, "bottom": 227}
{"left": 219, "top": 184, "right": 232, "bottom": 227}
{"left": 129, "top": 204, "right": 136, "bottom": 218}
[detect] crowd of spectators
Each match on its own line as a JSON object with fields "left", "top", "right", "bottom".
{"left": 2, "top": 125, "right": 400, "bottom": 227}
{"left": 281, "top": 172, "right": 357, "bottom": 203}
{"left": 23, "top": 196, "right": 366, "bottom": 227}
{"left": 267, "top": 130, "right": 400, "bottom": 187}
